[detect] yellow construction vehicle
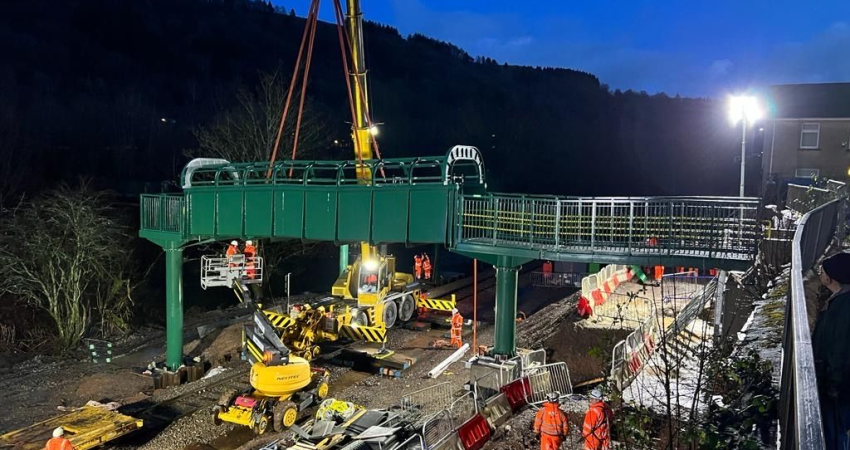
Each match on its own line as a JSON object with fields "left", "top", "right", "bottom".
{"left": 213, "top": 309, "right": 330, "bottom": 434}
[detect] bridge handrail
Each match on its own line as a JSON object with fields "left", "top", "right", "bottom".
{"left": 780, "top": 199, "right": 841, "bottom": 450}
{"left": 455, "top": 194, "right": 761, "bottom": 257}
{"left": 179, "top": 147, "right": 486, "bottom": 189}
{"left": 140, "top": 193, "right": 185, "bottom": 234}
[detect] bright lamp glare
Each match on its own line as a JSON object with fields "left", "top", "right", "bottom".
{"left": 728, "top": 95, "right": 762, "bottom": 124}
{"left": 369, "top": 125, "right": 379, "bottom": 136}
{"left": 363, "top": 258, "right": 378, "bottom": 271}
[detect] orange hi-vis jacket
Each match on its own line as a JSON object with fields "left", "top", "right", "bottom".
{"left": 46, "top": 437, "right": 76, "bottom": 450}
{"left": 244, "top": 244, "right": 256, "bottom": 259}
{"left": 226, "top": 244, "right": 239, "bottom": 258}
{"left": 422, "top": 257, "right": 432, "bottom": 272}
{"left": 534, "top": 401, "right": 569, "bottom": 437}
{"left": 583, "top": 401, "right": 611, "bottom": 450}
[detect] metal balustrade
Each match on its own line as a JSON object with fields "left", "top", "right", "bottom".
{"left": 457, "top": 194, "right": 761, "bottom": 260}
{"left": 780, "top": 200, "right": 841, "bottom": 450}
{"left": 140, "top": 194, "right": 184, "bottom": 234}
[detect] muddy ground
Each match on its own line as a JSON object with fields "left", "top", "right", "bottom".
{"left": 1, "top": 274, "right": 633, "bottom": 450}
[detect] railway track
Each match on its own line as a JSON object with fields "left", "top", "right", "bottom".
{"left": 120, "top": 366, "right": 251, "bottom": 431}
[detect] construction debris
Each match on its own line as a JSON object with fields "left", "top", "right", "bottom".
{"left": 427, "top": 343, "right": 469, "bottom": 378}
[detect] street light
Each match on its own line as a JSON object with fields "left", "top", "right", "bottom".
{"left": 728, "top": 95, "right": 763, "bottom": 197}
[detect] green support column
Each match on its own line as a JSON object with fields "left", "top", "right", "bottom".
{"left": 493, "top": 255, "right": 519, "bottom": 357}
{"left": 339, "top": 244, "right": 349, "bottom": 275}
{"left": 165, "top": 244, "right": 184, "bottom": 370}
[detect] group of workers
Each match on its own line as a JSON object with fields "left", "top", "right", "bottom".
{"left": 225, "top": 239, "right": 257, "bottom": 279}
{"left": 413, "top": 253, "right": 432, "bottom": 281}
{"left": 534, "top": 389, "right": 612, "bottom": 450}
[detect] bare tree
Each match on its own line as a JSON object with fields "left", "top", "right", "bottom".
{"left": 0, "top": 184, "right": 135, "bottom": 350}
{"left": 189, "top": 69, "right": 333, "bottom": 163}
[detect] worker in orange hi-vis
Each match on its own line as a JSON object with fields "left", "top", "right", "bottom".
{"left": 583, "top": 389, "right": 613, "bottom": 450}
{"left": 226, "top": 240, "right": 240, "bottom": 267}
{"left": 450, "top": 308, "right": 463, "bottom": 348}
{"left": 244, "top": 240, "right": 257, "bottom": 279}
{"left": 534, "top": 392, "right": 569, "bottom": 450}
{"left": 653, "top": 265, "right": 664, "bottom": 281}
{"left": 414, "top": 254, "right": 423, "bottom": 280}
{"left": 422, "top": 254, "right": 432, "bottom": 280}
{"left": 46, "top": 427, "right": 76, "bottom": 450}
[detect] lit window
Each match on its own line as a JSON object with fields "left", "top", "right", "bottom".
{"left": 800, "top": 123, "right": 820, "bottom": 149}
{"left": 795, "top": 168, "right": 820, "bottom": 179}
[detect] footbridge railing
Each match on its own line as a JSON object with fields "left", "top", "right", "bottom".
{"left": 455, "top": 194, "right": 761, "bottom": 262}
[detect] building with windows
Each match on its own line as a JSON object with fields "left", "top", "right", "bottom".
{"left": 762, "top": 83, "right": 850, "bottom": 202}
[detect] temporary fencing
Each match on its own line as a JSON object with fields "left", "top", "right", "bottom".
{"left": 591, "top": 291, "right": 651, "bottom": 326}
{"left": 529, "top": 271, "right": 585, "bottom": 287}
{"left": 421, "top": 409, "right": 456, "bottom": 449}
{"left": 609, "top": 274, "right": 718, "bottom": 392}
{"left": 449, "top": 391, "right": 478, "bottom": 427}
{"left": 400, "top": 381, "right": 454, "bottom": 425}
{"left": 578, "top": 265, "right": 635, "bottom": 317}
{"left": 524, "top": 362, "right": 573, "bottom": 405}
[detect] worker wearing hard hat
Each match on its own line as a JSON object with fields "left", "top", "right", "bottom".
{"left": 226, "top": 240, "right": 240, "bottom": 267}
{"left": 244, "top": 240, "right": 257, "bottom": 279}
{"left": 422, "top": 254, "right": 432, "bottom": 281}
{"left": 450, "top": 308, "right": 463, "bottom": 348}
{"left": 534, "top": 391, "right": 568, "bottom": 450}
{"left": 46, "top": 427, "right": 76, "bottom": 450}
{"left": 583, "top": 389, "right": 613, "bottom": 450}
{"left": 413, "top": 254, "right": 423, "bottom": 280}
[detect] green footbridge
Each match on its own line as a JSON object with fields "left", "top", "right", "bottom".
{"left": 140, "top": 146, "right": 761, "bottom": 369}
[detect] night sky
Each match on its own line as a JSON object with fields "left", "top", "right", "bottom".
{"left": 279, "top": 0, "right": 850, "bottom": 97}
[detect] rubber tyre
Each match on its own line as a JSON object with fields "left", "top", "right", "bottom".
{"left": 274, "top": 401, "right": 298, "bottom": 430}
{"left": 350, "top": 309, "right": 369, "bottom": 327}
{"left": 212, "top": 406, "right": 223, "bottom": 426}
{"left": 255, "top": 415, "right": 269, "bottom": 435}
{"left": 383, "top": 301, "right": 398, "bottom": 329}
{"left": 398, "top": 295, "right": 415, "bottom": 322}
{"left": 317, "top": 382, "right": 330, "bottom": 400}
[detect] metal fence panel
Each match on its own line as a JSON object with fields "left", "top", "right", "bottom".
{"left": 421, "top": 409, "right": 455, "bottom": 450}
{"left": 401, "top": 381, "right": 454, "bottom": 420}
{"left": 524, "top": 362, "right": 573, "bottom": 405}
{"left": 449, "top": 391, "right": 477, "bottom": 427}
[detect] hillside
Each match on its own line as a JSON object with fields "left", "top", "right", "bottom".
{"left": 0, "top": 0, "right": 751, "bottom": 199}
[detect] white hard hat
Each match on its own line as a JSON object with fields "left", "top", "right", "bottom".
{"left": 53, "top": 427, "right": 64, "bottom": 438}
{"left": 546, "top": 391, "right": 559, "bottom": 402}
{"left": 246, "top": 240, "right": 253, "bottom": 245}
{"left": 452, "top": 308, "right": 458, "bottom": 314}
{"left": 590, "top": 388, "right": 602, "bottom": 400}
{"left": 230, "top": 240, "right": 238, "bottom": 246}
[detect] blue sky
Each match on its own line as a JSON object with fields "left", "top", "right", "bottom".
{"left": 277, "top": 0, "right": 850, "bottom": 98}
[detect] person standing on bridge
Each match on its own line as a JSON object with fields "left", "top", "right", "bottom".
{"left": 534, "top": 391, "right": 569, "bottom": 450}
{"left": 414, "top": 254, "right": 423, "bottom": 280}
{"left": 46, "top": 427, "right": 76, "bottom": 450}
{"left": 813, "top": 252, "right": 850, "bottom": 450}
{"left": 450, "top": 308, "right": 463, "bottom": 348}
{"left": 583, "top": 389, "right": 612, "bottom": 450}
